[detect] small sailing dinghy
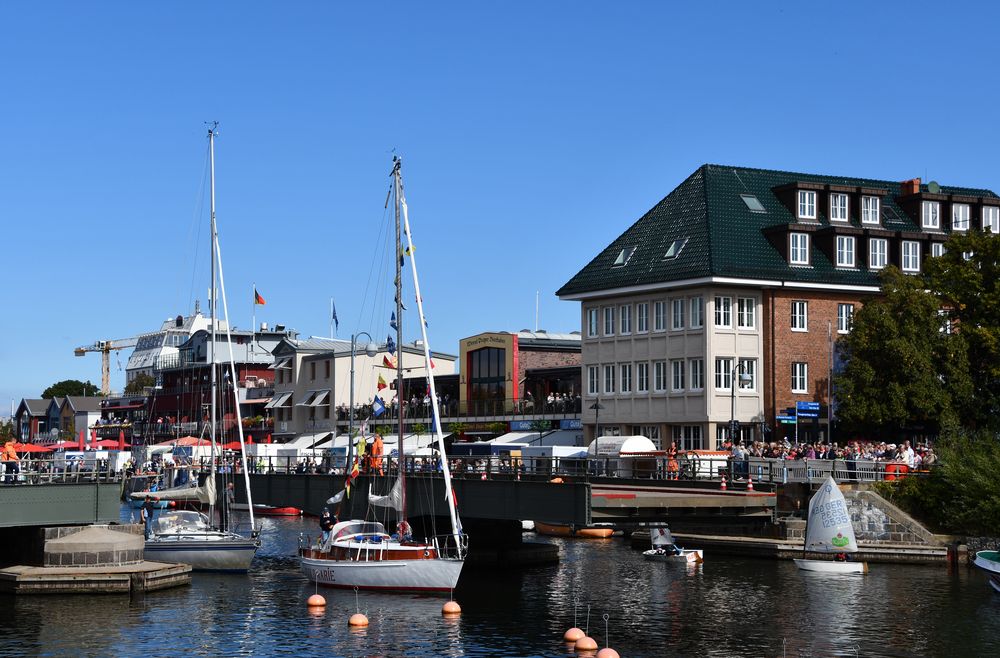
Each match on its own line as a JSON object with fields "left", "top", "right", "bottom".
{"left": 973, "top": 551, "right": 1000, "bottom": 593}
{"left": 794, "top": 476, "right": 867, "bottom": 574}
{"left": 299, "top": 156, "right": 466, "bottom": 592}
{"left": 642, "top": 526, "right": 703, "bottom": 564}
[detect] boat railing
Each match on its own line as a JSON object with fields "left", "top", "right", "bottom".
{"left": 432, "top": 533, "right": 468, "bottom": 560}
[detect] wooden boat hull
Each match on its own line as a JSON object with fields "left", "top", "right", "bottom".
{"left": 534, "top": 522, "right": 614, "bottom": 538}
{"left": 973, "top": 551, "right": 1000, "bottom": 593}
{"left": 794, "top": 558, "right": 868, "bottom": 574}
{"left": 643, "top": 548, "right": 703, "bottom": 563}
{"left": 301, "top": 554, "right": 464, "bottom": 592}
{"left": 144, "top": 536, "right": 259, "bottom": 572}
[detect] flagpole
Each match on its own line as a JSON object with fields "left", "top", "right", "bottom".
{"left": 251, "top": 282, "right": 256, "bottom": 360}
{"left": 330, "top": 298, "right": 334, "bottom": 339}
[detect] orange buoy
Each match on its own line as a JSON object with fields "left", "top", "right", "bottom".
{"left": 442, "top": 600, "right": 461, "bottom": 616}
{"left": 720, "top": 475, "right": 727, "bottom": 490}
{"left": 747, "top": 477, "right": 754, "bottom": 491}
{"left": 307, "top": 594, "right": 326, "bottom": 608}
{"left": 563, "top": 627, "right": 585, "bottom": 642}
{"left": 596, "top": 648, "right": 620, "bottom": 658}
{"left": 575, "top": 636, "right": 598, "bottom": 651}
{"left": 348, "top": 613, "right": 369, "bottom": 627}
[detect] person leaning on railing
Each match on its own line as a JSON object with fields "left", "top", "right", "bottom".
{"left": 2, "top": 440, "right": 20, "bottom": 484}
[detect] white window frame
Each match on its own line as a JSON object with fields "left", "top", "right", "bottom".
{"left": 714, "top": 296, "right": 732, "bottom": 328}
{"left": 587, "top": 366, "right": 599, "bottom": 395}
{"left": 619, "top": 304, "right": 632, "bottom": 335}
{"left": 587, "top": 308, "right": 599, "bottom": 337}
{"left": 836, "top": 235, "right": 856, "bottom": 268}
{"left": 738, "top": 358, "right": 756, "bottom": 391}
{"left": 952, "top": 203, "right": 970, "bottom": 232}
{"left": 902, "top": 240, "right": 921, "bottom": 273}
{"left": 790, "top": 232, "right": 809, "bottom": 265}
{"left": 737, "top": 297, "right": 756, "bottom": 329}
{"left": 829, "top": 193, "right": 848, "bottom": 222}
{"left": 653, "top": 301, "right": 667, "bottom": 332}
{"left": 671, "top": 359, "right": 685, "bottom": 392}
{"left": 869, "top": 238, "right": 888, "bottom": 270}
{"left": 603, "top": 307, "right": 615, "bottom": 336}
{"left": 671, "top": 298, "right": 686, "bottom": 330}
{"left": 714, "top": 357, "right": 733, "bottom": 391}
{"left": 620, "top": 363, "right": 632, "bottom": 394}
{"left": 791, "top": 300, "right": 808, "bottom": 332}
{"left": 653, "top": 361, "right": 667, "bottom": 393}
{"left": 636, "top": 303, "right": 648, "bottom": 333}
{"left": 798, "top": 190, "right": 816, "bottom": 219}
{"left": 690, "top": 296, "right": 704, "bottom": 329}
{"left": 792, "top": 362, "right": 808, "bottom": 394}
{"left": 636, "top": 362, "right": 649, "bottom": 393}
{"left": 688, "top": 358, "right": 704, "bottom": 391}
{"left": 837, "top": 303, "right": 854, "bottom": 334}
{"left": 983, "top": 206, "right": 1000, "bottom": 234}
{"left": 922, "top": 201, "right": 940, "bottom": 229}
{"left": 931, "top": 243, "right": 945, "bottom": 258}
{"left": 603, "top": 364, "right": 616, "bottom": 394}
{"left": 862, "top": 196, "right": 880, "bottom": 225}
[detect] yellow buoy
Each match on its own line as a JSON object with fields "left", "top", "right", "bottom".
{"left": 596, "top": 648, "right": 620, "bottom": 658}
{"left": 348, "top": 613, "right": 369, "bottom": 627}
{"left": 576, "top": 636, "right": 598, "bottom": 651}
{"left": 307, "top": 594, "right": 326, "bottom": 608}
{"left": 442, "top": 600, "right": 462, "bottom": 616}
{"left": 563, "top": 627, "right": 585, "bottom": 642}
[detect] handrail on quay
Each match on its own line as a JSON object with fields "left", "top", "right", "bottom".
{"left": 0, "top": 457, "right": 120, "bottom": 485}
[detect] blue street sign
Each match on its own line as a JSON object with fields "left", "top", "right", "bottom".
{"left": 776, "top": 415, "right": 796, "bottom": 422}
{"left": 796, "top": 401, "right": 820, "bottom": 411}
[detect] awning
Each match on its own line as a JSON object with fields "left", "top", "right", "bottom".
{"left": 296, "top": 390, "right": 330, "bottom": 407}
{"left": 264, "top": 391, "right": 293, "bottom": 409}
{"left": 268, "top": 357, "right": 292, "bottom": 371}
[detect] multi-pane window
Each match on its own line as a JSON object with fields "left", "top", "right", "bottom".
{"left": 636, "top": 363, "right": 649, "bottom": 393}
{"left": 636, "top": 303, "right": 648, "bottom": 333}
{"left": 738, "top": 358, "right": 756, "bottom": 390}
{"left": 862, "top": 196, "right": 880, "bottom": 224}
{"left": 653, "top": 361, "right": 667, "bottom": 392}
{"left": 603, "top": 307, "right": 615, "bottom": 335}
{"left": 931, "top": 243, "right": 945, "bottom": 258}
{"left": 587, "top": 308, "right": 599, "bottom": 337}
{"left": 836, "top": 236, "right": 856, "bottom": 267}
{"left": 714, "top": 296, "right": 732, "bottom": 328}
{"left": 737, "top": 297, "right": 756, "bottom": 329}
{"left": 620, "top": 305, "right": 632, "bottom": 334}
{"left": 922, "top": 201, "right": 940, "bottom": 229}
{"left": 790, "top": 232, "right": 809, "bottom": 265}
{"left": 671, "top": 298, "right": 686, "bottom": 330}
{"left": 869, "top": 238, "right": 888, "bottom": 269}
{"left": 952, "top": 203, "right": 970, "bottom": 231}
{"left": 791, "top": 300, "right": 808, "bottom": 331}
{"left": 830, "top": 193, "right": 848, "bottom": 221}
{"left": 902, "top": 240, "right": 921, "bottom": 272}
{"left": 620, "top": 363, "right": 632, "bottom": 394}
{"left": 792, "top": 362, "right": 808, "bottom": 393}
{"left": 604, "top": 365, "right": 616, "bottom": 394}
{"left": 672, "top": 425, "right": 704, "bottom": 451}
{"left": 690, "top": 297, "right": 704, "bottom": 328}
{"left": 837, "top": 303, "right": 854, "bottom": 333}
{"left": 714, "top": 357, "right": 733, "bottom": 390}
{"left": 587, "top": 366, "right": 599, "bottom": 395}
{"left": 689, "top": 358, "right": 705, "bottom": 390}
{"left": 671, "top": 360, "right": 685, "bottom": 392}
{"left": 984, "top": 206, "right": 1000, "bottom": 234}
{"left": 798, "top": 190, "right": 816, "bottom": 219}
{"left": 653, "top": 301, "right": 666, "bottom": 332}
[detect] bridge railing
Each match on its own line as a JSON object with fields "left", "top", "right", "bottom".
{"left": 2, "top": 457, "right": 120, "bottom": 485}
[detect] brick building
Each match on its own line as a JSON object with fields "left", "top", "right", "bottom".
{"left": 558, "top": 164, "right": 999, "bottom": 448}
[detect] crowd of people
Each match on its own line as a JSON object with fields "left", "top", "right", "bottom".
{"left": 726, "top": 438, "right": 936, "bottom": 469}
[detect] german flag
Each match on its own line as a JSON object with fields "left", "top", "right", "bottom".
{"left": 253, "top": 288, "right": 266, "bottom": 305}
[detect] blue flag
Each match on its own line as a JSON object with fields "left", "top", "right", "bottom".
{"left": 372, "top": 396, "right": 386, "bottom": 418}
{"left": 331, "top": 300, "right": 339, "bottom": 331}
{"left": 386, "top": 334, "right": 396, "bottom": 356}
{"left": 390, "top": 312, "right": 397, "bottom": 331}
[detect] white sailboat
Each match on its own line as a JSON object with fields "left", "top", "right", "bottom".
{"left": 794, "top": 476, "right": 868, "bottom": 574}
{"left": 300, "top": 156, "right": 466, "bottom": 592}
{"left": 642, "top": 526, "right": 703, "bottom": 564}
{"left": 142, "top": 125, "right": 260, "bottom": 572}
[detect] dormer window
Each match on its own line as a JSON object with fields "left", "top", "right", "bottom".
{"left": 952, "top": 203, "right": 970, "bottom": 231}
{"left": 922, "top": 201, "right": 940, "bottom": 229}
{"left": 798, "top": 191, "right": 816, "bottom": 219}
{"left": 836, "top": 236, "right": 856, "bottom": 268}
{"left": 789, "top": 232, "right": 810, "bottom": 265}
{"left": 862, "top": 196, "right": 880, "bottom": 225}
{"left": 902, "top": 240, "right": 921, "bottom": 272}
{"left": 830, "top": 193, "right": 848, "bottom": 222}
{"left": 984, "top": 206, "right": 1000, "bottom": 234}
{"left": 663, "top": 237, "right": 688, "bottom": 260}
{"left": 931, "top": 243, "right": 945, "bottom": 258}
{"left": 613, "top": 246, "right": 636, "bottom": 267}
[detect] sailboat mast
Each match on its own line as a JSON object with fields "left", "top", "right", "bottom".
{"left": 208, "top": 124, "right": 219, "bottom": 521}
{"left": 393, "top": 157, "right": 407, "bottom": 524}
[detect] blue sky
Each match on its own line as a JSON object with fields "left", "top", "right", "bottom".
{"left": 2, "top": 1, "right": 999, "bottom": 407}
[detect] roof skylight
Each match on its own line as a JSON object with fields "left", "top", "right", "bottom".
{"left": 613, "top": 246, "right": 636, "bottom": 267}
{"left": 740, "top": 194, "right": 766, "bottom": 213}
{"left": 663, "top": 237, "right": 689, "bottom": 260}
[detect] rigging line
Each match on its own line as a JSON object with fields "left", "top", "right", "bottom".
{"left": 183, "top": 142, "right": 212, "bottom": 317}
{"left": 356, "top": 188, "right": 393, "bottom": 333}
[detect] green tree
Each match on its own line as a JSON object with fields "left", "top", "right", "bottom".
{"left": 41, "top": 379, "right": 100, "bottom": 399}
{"left": 834, "top": 267, "right": 972, "bottom": 437}
{"left": 124, "top": 373, "right": 155, "bottom": 395}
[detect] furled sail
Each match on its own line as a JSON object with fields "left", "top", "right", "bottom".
{"left": 369, "top": 478, "right": 403, "bottom": 513}
{"left": 130, "top": 472, "right": 217, "bottom": 506}
{"left": 804, "top": 476, "right": 858, "bottom": 553}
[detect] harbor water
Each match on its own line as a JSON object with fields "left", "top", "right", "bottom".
{"left": 0, "top": 510, "right": 997, "bottom": 657}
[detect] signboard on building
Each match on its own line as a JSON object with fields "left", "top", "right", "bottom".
{"left": 796, "top": 401, "right": 820, "bottom": 418}
{"left": 560, "top": 418, "right": 582, "bottom": 430}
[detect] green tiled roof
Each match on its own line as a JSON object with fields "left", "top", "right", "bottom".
{"left": 557, "top": 164, "right": 998, "bottom": 297}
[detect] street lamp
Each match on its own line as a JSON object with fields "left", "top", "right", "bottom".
{"left": 589, "top": 399, "right": 603, "bottom": 442}
{"left": 729, "top": 360, "right": 753, "bottom": 446}
{"left": 346, "top": 332, "right": 379, "bottom": 474}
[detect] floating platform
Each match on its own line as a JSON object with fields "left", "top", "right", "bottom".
{"left": 0, "top": 561, "right": 191, "bottom": 594}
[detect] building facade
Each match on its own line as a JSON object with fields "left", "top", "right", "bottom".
{"left": 558, "top": 165, "right": 999, "bottom": 448}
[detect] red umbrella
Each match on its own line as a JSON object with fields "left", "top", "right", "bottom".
{"left": 93, "top": 439, "right": 131, "bottom": 449}
{"left": 265, "top": 433, "right": 272, "bottom": 444}
{"left": 221, "top": 441, "right": 243, "bottom": 451}
{"left": 14, "top": 442, "right": 53, "bottom": 453}
{"left": 78, "top": 429, "right": 86, "bottom": 451}
{"left": 53, "top": 440, "right": 77, "bottom": 450}
{"left": 118, "top": 430, "right": 126, "bottom": 451}
{"left": 247, "top": 434, "right": 254, "bottom": 445}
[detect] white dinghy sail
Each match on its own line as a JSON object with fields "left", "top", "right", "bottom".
{"left": 794, "top": 476, "right": 867, "bottom": 574}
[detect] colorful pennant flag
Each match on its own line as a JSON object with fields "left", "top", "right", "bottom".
{"left": 254, "top": 288, "right": 266, "bottom": 305}
{"left": 377, "top": 374, "right": 388, "bottom": 391}
{"left": 372, "top": 396, "right": 386, "bottom": 417}
{"left": 383, "top": 354, "right": 397, "bottom": 369}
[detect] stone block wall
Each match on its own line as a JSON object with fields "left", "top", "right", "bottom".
{"left": 781, "top": 489, "right": 938, "bottom": 546}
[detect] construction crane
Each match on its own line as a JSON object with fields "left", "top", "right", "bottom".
{"left": 74, "top": 337, "right": 139, "bottom": 395}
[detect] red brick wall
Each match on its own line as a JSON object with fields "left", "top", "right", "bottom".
{"left": 516, "top": 350, "right": 581, "bottom": 395}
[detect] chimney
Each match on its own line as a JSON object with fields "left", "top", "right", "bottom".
{"left": 901, "top": 178, "right": 921, "bottom": 196}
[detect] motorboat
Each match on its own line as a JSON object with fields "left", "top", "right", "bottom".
{"left": 534, "top": 522, "right": 615, "bottom": 538}
{"left": 794, "top": 476, "right": 868, "bottom": 574}
{"left": 973, "top": 550, "right": 1000, "bottom": 593}
{"left": 642, "top": 526, "right": 703, "bottom": 563}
